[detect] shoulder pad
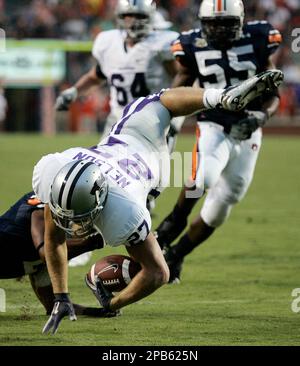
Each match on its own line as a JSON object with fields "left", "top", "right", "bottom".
{"left": 171, "top": 29, "right": 201, "bottom": 57}
{"left": 27, "top": 195, "right": 45, "bottom": 209}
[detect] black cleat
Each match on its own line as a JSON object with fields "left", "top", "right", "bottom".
{"left": 154, "top": 213, "right": 187, "bottom": 251}
{"left": 164, "top": 248, "right": 184, "bottom": 284}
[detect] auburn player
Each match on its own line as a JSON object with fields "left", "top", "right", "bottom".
{"left": 55, "top": 0, "right": 181, "bottom": 138}
{"left": 0, "top": 192, "right": 116, "bottom": 317}
{"left": 155, "top": 0, "right": 283, "bottom": 283}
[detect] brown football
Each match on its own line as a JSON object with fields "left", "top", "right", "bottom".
{"left": 87, "top": 254, "right": 142, "bottom": 292}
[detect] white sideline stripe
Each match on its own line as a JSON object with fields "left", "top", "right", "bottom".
{"left": 122, "top": 259, "right": 131, "bottom": 285}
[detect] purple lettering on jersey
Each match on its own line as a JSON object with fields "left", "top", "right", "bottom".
{"left": 133, "top": 153, "right": 153, "bottom": 180}
{"left": 114, "top": 93, "right": 162, "bottom": 135}
{"left": 118, "top": 152, "right": 153, "bottom": 181}
{"left": 73, "top": 152, "right": 88, "bottom": 160}
{"left": 104, "top": 163, "right": 114, "bottom": 175}
{"left": 87, "top": 156, "right": 96, "bottom": 163}
{"left": 88, "top": 146, "right": 113, "bottom": 159}
{"left": 109, "top": 169, "right": 123, "bottom": 182}
{"left": 117, "top": 176, "right": 131, "bottom": 189}
{"left": 94, "top": 159, "right": 105, "bottom": 166}
{"left": 118, "top": 159, "right": 141, "bottom": 180}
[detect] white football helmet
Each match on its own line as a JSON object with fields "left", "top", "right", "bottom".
{"left": 199, "top": 0, "right": 245, "bottom": 45}
{"left": 49, "top": 160, "right": 108, "bottom": 237}
{"left": 116, "top": 0, "right": 156, "bottom": 40}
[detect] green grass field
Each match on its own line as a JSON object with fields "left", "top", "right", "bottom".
{"left": 0, "top": 133, "right": 300, "bottom": 346}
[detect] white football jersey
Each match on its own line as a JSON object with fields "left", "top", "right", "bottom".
{"left": 33, "top": 93, "right": 171, "bottom": 247}
{"left": 92, "top": 29, "right": 178, "bottom": 123}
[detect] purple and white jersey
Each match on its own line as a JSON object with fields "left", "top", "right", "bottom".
{"left": 92, "top": 28, "right": 178, "bottom": 134}
{"left": 33, "top": 92, "right": 171, "bottom": 247}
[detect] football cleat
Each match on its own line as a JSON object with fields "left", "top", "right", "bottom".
{"left": 164, "top": 248, "right": 184, "bottom": 284}
{"left": 220, "top": 69, "right": 284, "bottom": 111}
{"left": 154, "top": 213, "right": 187, "bottom": 251}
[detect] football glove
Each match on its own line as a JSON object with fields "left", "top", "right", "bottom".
{"left": 42, "top": 293, "right": 77, "bottom": 335}
{"left": 55, "top": 87, "right": 78, "bottom": 111}
{"left": 229, "top": 110, "right": 268, "bottom": 140}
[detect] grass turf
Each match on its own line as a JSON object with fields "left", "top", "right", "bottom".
{"left": 0, "top": 133, "right": 299, "bottom": 345}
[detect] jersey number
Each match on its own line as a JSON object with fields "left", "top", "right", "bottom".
{"left": 111, "top": 73, "right": 150, "bottom": 106}
{"left": 195, "top": 46, "right": 257, "bottom": 88}
{"left": 127, "top": 220, "right": 150, "bottom": 246}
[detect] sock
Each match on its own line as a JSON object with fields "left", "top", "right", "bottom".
{"left": 203, "top": 89, "right": 224, "bottom": 109}
{"left": 171, "top": 234, "right": 199, "bottom": 259}
{"left": 173, "top": 203, "right": 194, "bottom": 221}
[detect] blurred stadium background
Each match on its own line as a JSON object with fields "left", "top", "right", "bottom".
{"left": 0, "top": 0, "right": 299, "bottom": 134}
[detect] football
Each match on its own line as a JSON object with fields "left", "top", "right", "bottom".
{"left": 87, "top": 254, "right": 142, "bottom": 292}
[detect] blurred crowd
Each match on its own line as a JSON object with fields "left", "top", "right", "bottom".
{"left": 0, "top": 0, "right": 299, "bottom": 132}
{"left": 1, "top": 0, "right": 299, "bottom": 41}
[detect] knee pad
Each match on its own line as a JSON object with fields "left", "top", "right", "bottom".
{"left": 223, "top": 176, "right": 250, "bottom": 205}
{"left": 201, "top": 195, "right": 233, "bottom": 228}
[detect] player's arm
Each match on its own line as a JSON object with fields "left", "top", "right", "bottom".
{"left": 260, "top": 57, "right": 280, "bottom": 119}
{"left": 55, "top": 65, "right": 106, "bottom": 111}
{"left": 42, "top": 204, "right": 76, "bottom": 334}
{"left": 171, "top": 60, "right": 196, "bottom": 88}
{"left": 163, "top": 59, "right": 179, "bottom": 78}
{"left": 74, "top": 65, "right": 107, "bottom": 96}
{"left": 238, "top": 57, "right": 281, "bottom": 137}
{"left": 43, "top": 204, "right": 68, "bottom": 293}
{"left": 108, "top": 232, "right": 169, "bottom": 311}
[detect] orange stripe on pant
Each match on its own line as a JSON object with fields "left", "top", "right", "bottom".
{"left": 191, "top": 126, "right": 201, "bottom": 181}
{"left": 217, "top": 0, "right": 223, "bottom": 12}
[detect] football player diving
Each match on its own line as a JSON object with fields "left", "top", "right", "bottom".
{"left": 33, "top": 72, "right": 283, "bottom": 334}
{"left": 154, "top": 0, "right": 283, "bottom": 283}
{"left": 0, "top": 192, "right": 116, "bottom": 317}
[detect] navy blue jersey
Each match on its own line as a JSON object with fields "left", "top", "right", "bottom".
{"left": 172, "top": 21, "right": 282, "bottom": 128}
{"left": 0, "top": 192, "right": 44, "bottom": 266}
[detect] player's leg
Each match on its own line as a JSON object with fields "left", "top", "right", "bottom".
{"left": 155, "top": 122, "right": 231, "bottom": 251}
{"left": 0, "top": 233, "right": 27, "bottom": 279}
{"left": 29, "top": 265, "right": 54, "bottom": 314}
{"left": 166, "top": 128, "right": 262, "bottom": 283}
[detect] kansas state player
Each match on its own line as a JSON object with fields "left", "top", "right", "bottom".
{"left": 33, "top": 72, "right": 283, "bottom": 334}
{"left": 155, "top": 0, "right": 283, "bottom": 283}
{"left": 55, "top": 0, "right": 181, "bottom": 137}
{"left": 0, "top": 192, "right": 115, "bottom": 317}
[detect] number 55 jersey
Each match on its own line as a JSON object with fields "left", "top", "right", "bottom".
{"left": 92, "top": 29, "right": 178, "bottom": 133}
{"left": 172, "top": 21, "right": 282, "bottom": 129}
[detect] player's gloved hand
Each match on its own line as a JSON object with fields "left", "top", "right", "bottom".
{"left": 42, "top": 293, "right": 77, "bottom": 335}
{"left": 229, "top": 110, "right": 268, "bottom": 140}
{"left": 55, "top": 87, "right": 78, "bottom": 111}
